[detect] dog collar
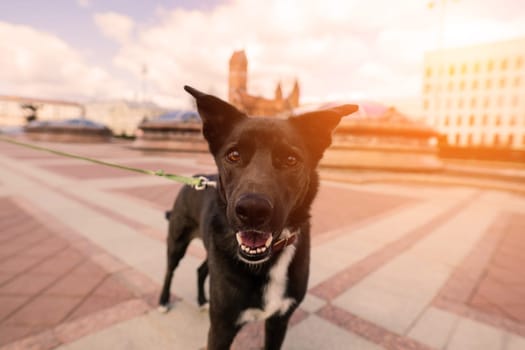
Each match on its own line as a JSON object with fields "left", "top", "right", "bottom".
{"left": 272, "top": 231, "right": 297, "bottom": 252}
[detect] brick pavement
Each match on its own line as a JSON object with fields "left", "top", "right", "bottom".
{"left": 0, "top": 197, "right": 154, "bottom": 348}
{"left": 0, "top": 138, "right": 524, "bottom": 350}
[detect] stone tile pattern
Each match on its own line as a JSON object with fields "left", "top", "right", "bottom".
{"left": 434, "top": 211, "right": 525, "bottom": 337}
{"left": 310, "top": 194, "right": 466, "bottom": 301}
{"left": 0, "top": 198, "right": 136, "bottom": 347}
{"left": 41, "top": 163, "right": 145, "bottom": 180}
{"left": 469, "top": 212, "right": 525, "bottom": 323}
{"left": 114, "top": 183, "right": 183, "bottom": 210}
{"left": 3, "top": 140, "right": 525, "bottom": 349}
{"left": 117, "top": 181, "right": 413, "bottom": 240}
{"left": 310, "top": 185, "right": 413, "bottom": 237}
{"left": 318, "top": 304, "right": 433, "bottom": 350}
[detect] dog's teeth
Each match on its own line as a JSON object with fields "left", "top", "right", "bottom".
{"left": 240, "top": 243, "right": 269, "bottom": 255}
{"left": 265, "top": 236, "right": 273, "bottom": 248}
{"left": 236, "top": 233, "right": 243, "bottom": 245}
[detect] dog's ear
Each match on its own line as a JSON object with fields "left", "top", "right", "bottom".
{"left": 184, "top": 85, "right": 247, "bottom": 154}
{"left": 290, "top": 104, "right": 358, "bottom": 161}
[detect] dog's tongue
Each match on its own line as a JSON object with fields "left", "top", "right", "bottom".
{"left": 238, "top": 231, "right": 271, "bottom": 249}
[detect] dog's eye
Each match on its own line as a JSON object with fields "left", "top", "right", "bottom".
{"left": 285, "top": 154, "right": 298, "bottom": 167}
{"left": 226, "top": 149, "right": 241, "bottom": 163}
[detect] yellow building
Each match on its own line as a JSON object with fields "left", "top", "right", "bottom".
{"left": 423, "top": 37, "right": 525, "bottom": 149}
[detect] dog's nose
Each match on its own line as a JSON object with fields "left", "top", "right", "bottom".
{"left": 235, "top": 194, "right": 273, "bottom": 227}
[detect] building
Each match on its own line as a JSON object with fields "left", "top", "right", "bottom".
{"left": 423, "top": 37, "right": 525, "bottom": 150}
{"left": 300, "top": 102, "right": 442, "bottom": 171}
{"left": 85, "top": 100, "right": 165, "bottom": 137}
{"left": 228, "top": 50, "right": 300, "bottom": 117}
{"left": 132, "top": 110, "right": 208, "bottom": 151}
{"left": 0, "top": 95, "right": 83, "bottom": 127}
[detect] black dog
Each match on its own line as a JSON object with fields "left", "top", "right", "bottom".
{"left": 159, "top": 86, "right": 357, "bottom": 350}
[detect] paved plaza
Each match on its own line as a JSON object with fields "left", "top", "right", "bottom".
{"left": 0, "top": 138, "right": 524, "bottom": 349}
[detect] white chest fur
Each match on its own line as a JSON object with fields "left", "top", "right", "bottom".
{"left": 237, "top": 245, "right": 296, "bottom": 325}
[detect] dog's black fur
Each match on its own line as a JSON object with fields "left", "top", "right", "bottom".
{"left": 159, "top": 86, "right": 357, "bottom": 350}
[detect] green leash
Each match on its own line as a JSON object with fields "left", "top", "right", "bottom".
{"left": 0, "top": 136, "right": 216, "bottom": 190}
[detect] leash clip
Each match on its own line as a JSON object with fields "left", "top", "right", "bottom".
{"left": 194, "top": 176, "right": 217, "bottom": 191}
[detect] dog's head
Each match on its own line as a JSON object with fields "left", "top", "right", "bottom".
{"left": 185, "top": 85, "right": 357, "bottom": 265}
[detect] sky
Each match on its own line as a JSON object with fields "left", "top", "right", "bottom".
{"left": 1, "top": 0, "right": 524, "bottom": 109}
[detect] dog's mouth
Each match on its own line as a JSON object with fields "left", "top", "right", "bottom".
{"left": 235, "top": 230, "right": 273, "bottom": 263}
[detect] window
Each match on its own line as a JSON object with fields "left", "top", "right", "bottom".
{"left": 486, "top": 79, "right": 492, "bottom": 89}
{"left": 510, "top": 116, "right": 516, "bottom": 126}
{"left": 472, "top": 80, "right": 478, "bottom": 89}
{"left": 457, "top": 115, "right": 462, "bottom": 126}
{"left": 469, "top": 115, "right": 475, "bottom": 126}
{"left": 470, "top": 98, "right": 477, "bottom": 108}
{"left": 507, "top": 134, "right": 514, "bottom": 146}
{"left": 515, "top": 77, "right": 521, "bottom": 87}
{"left": 501, "top": 59, "right": 508, "bottom": 70}
{"left": 494, "top": 134, "right": 500, "bottom": 146}
{"left": 517, "top": 56, "right": 523, "bottom": 70}
{"left": 447, "top": 81, "right": 454, "bottom": 92}
{"left": 480, "top": 134, "right": 485, "bottom": 145}
{"left": 495, "top": 115, "right": 502, "bottom": 126}
{"left": 425, "top": 67, "right": 432, "bottom": 77}
{"left": 512, "top": 96, "right": 518, "bottom": 107}
{"left": 498, "top": 96, "right": 504, "bottom": 107}
{"left": 458, "top": 99, "right": 464, "bottom": 108}
{"left": 474, "top": 62, "right": 480, "bottom": 73}
{"left": 488, "top": 60, "right": 494, "bottom": 72}
{"left": 467, "top": 133, "right": 473, "bottom": 146}
{"left": 455, "top": 133, "right": 461, "bottom": 145}
{"left": 449, "top": 65, "right": 455, "bottom": 76}
{"left": 500, "top": 78, "right": 506, "bottom": 88}
{"left": 461, "top": 63, "right": 467, "bottom": 74}
{"left": 460, "top": 80, "right": 466, "bottom": 90}
{"left": 444, "top": 115, "right": 450, "bottom": 126}
{"left": 482, "top": 114, "right": 488, "bottom": 126}
{"left": 424, "top": 99, "right": 429, "bottom": 110}
{"left": 484, "top": 97, "right": 490, "bottom": 108}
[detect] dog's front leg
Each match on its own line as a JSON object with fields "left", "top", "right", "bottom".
{"left": 264, "top": 312, "right": 293, "bottom": 350}
{"left": 207, "top": 307, "right": 241, "bottom": 350}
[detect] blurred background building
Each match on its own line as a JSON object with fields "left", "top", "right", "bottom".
{"left": 228, "top": 50, "right": 300, "bottom": 117}
{"left": 423, "top": 37, "right": 525, "bottom": 150}
{"left": 0, "top": 96, "right": 83, "bottom": 126}
{"left": 84, "top": 100, "right": 165, "bottom": 137}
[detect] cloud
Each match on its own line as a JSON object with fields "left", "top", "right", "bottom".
{"left": 76, "top": 0, "right": 90, "bottom": 9}
{"left": 112, "top": 0, "right": 525, "bottom": 107}
{"left": 94, "top": 12, "right": 135, "bottom": 44}
{"left": 3, "top": 0, "right": 525, "bottom": 109}
{"left": 107, "top": 0, "right": 386, "bottom": 105}
{"left": 0, "top": 21, "right": 132, "bottom": 101}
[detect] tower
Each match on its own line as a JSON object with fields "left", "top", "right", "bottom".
{"left": 275, "top": 82, "right": 283, "bottom": 100}
{"left": 228, "top": 50, "right": 248, "bottom": 104}
{"left": 288, "top": 79, "right": 300, "bottom": 108}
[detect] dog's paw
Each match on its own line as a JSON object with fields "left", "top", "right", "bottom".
{"left": 199, "top": 302, "right": 210, "bottom": 312}
{"left": 157, "top": 304, "right": 171, "bottom": 313}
